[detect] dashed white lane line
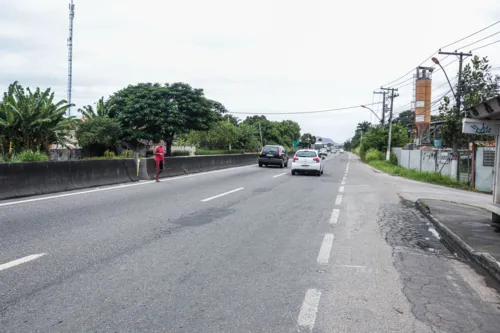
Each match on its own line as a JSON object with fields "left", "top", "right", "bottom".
{"left": 329, "top": 209, "right": 339, "bottom": 225}
{"left": 343, "top": 176, "right": 347, "bottom": 181}
{"left": 297, "top": 289, "right": 322, "bottom": 331}
{"left": 341, "top": 181, "right": 346, "bottom": 185}
{"left": 201, "top": 187, "right": 244, "bottom": 202}
{"left": 0, "top": 253, "right": 46, "bottom": 272}
{"left": 273, "top": 172, "right": 287, "bottom": 178}
{"left": 317, "top": 233, "right": 335, "bottom": 264}
{"left": 0, "top": 164, "right": 256, "bottom": 208}
{"left": 335, "top": 195, "right": 343, "bottom": 205}
{"left": 339, "top": 186, "right": 344, "bottom": 193}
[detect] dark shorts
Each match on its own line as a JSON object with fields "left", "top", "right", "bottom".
{"left": 155, "top": 160, "right": 164, "bottom": 170}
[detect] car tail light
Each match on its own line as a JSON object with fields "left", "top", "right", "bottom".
{"left": 293, "top": 157, "right": 298, "bottom": 162}
{"left": 278, "top": 149, "right": 283, "bottom": 157}
{"left": 313, "top": 157, "right": 320, "bottom": 163}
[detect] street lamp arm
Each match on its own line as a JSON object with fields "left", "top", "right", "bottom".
{"left": 360, "top": 105, "right": 381, "bottom": 121}
{"left": 438, "top": 64, "right": 458, "bottom": 101}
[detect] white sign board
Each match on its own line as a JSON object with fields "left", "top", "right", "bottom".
{"left": 416, "top": 101, "right": 425, "bottom": 108}
{"left": 415, "top": 115, "right": 425, "bottom": 122}
{"left": 462, "top": 118, "right": 500, "bottom": 136}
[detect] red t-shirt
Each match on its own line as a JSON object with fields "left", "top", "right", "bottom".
{"left": 154, "top": 145, "right": 165, "bottom": 161}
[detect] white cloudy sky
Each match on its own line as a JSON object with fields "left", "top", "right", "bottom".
{"left": 1, "top": 0, "right": 500, "bottom": 143}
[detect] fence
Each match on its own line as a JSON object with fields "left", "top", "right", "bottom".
{"left": 391, "top": 148, "right": 471, "bottom": 182}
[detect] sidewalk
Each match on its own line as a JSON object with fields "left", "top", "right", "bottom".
{"left": 417, "top": 199, "right": 500, "bottom": 283}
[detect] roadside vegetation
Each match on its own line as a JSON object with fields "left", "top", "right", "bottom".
{"left": 1, "top": 81, "right": 305, "bottom": 162}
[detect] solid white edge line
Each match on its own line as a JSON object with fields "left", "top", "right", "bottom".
{"left": 297, "top": 289, "right": 322, "bottom": 331}
{"left": 317, "top": 233, "right": 335, "bottom": 264}
{"left": 0, "top": 253, "right": 46, "bottom": 272}
{"left": 339, "top": 186, "right": 344, "bottom": 193}
{"left": 273, "top": 172, "right": 287, "bottom": 178}
{"left": 201, "top": 187, "right": 244, "bottom": 202}
{"left": 0, "top": 164, "right": 256, "bottom": 208}
{"left": 335, "top": 194, "right": 343, "bottom": 205}
{"left": 329, "top": 209, "right": 339, "bottom": 225}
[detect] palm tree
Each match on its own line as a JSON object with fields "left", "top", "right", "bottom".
{"left": 356, "top": 121, "right": 371, "bottom": 135}
{"left": 78, "top": 97, "right": 115, "bottom": 119}
{"left": 0, "top": 81, "right": 76, "bottom": 153}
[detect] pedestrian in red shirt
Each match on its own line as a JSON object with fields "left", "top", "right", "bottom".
{"left": 154, "top": 140, "right": 165, "bottom": 182}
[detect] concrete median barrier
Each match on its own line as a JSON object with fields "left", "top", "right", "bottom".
{"left": 0, "top": 159, "right": 138, "bottom": 200}
{"left": 139, "top": 154, "right": 259, "bottom": 180}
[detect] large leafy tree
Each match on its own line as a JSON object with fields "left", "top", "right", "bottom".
{"left": 439, "top": 56, "right": 500, "bottom": 149}
{"left": 393, "top": 110, "right": 414, "bottom": 128}
{"left": 356, "top": 121, "right": 371, "bottom": 135}
{"left": 76, "top": 117, "right": 123, "bottom": 156}
{"left": 0, "top": 81, "right": 75, "bottom": 154}
{"left": 107, "top": 82, "right": 225, "bottom": 155}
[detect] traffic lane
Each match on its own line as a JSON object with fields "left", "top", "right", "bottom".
{"left": 315, "top": 157, "right": 500, "bottom": 333}
{"left": 0, "top": 164, "right": 297, "bottom": 303}
{"left": 0, "top": 155, "right": 344, "bottom": 309}
{"left": 0, "top": 153, "right": 346, "bottom": 332}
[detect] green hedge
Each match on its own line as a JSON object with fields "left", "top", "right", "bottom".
{"left": 195, "top": 149, "right": 252, "bottom": 155}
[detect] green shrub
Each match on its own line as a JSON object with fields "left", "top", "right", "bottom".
{"left": 120, "top": 149, "right": 134, "bottom": 158}
{"left": 364, "top": 148, "right": 383, "bottom": 163}
{"left": 353, "top": 146, "right": 361, "bottom": 156}
{"left": 390, "top": 152, "right": 398, "bottom": 165}
{"left": 368, "top": 160, "right": 473, "bottom": 191}
{"left": 172, "top": 150, "right": 190, "bottom": 156}
{"left": 10, "top": 149, "right": 49, "bottom": 162}
{"left": 104, "top": 150, "right": 116, "bottom": 158}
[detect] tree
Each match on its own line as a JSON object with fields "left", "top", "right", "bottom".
{"left": 360, "top": 124, "right": 409, "bottom": 156}
{"left": 107, "top": 82, "right": 226, "bottom": 155}
{"left": 78, "top": 97, "right": 115, "bottom": 119}
{"left": 0, "top": 81, "right": 75, "bottom": 154}
{"left": 356, "top": 121, "right": 371, "bottom": 134}
{"left": 76, "top": 117, "right": 123, "bottom": 156}
{"left": 439, "top": 55, "right": 500, "bottom": 150}
{"left": 300, "top": 133, "right": 316, "bottom": 147}
{"left": 393, "top": 110, "right": 414, "bottom": 128}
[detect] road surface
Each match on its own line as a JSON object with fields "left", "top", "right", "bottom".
{"left": 1, "top": 153, "right": 500, "bottom": 332}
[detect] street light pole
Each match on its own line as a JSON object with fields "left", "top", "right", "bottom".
{"left": 360, "top": 105, "right": 381, "bottom": 122}
{"left": 381, "top": 87, "right": 398, "bottom": 161}
{"left": 374, "top": 91, "right": 387, "bottom": 125}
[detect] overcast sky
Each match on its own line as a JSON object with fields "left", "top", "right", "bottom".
{"left": 1, "top": 0, "right": 500, "bottom": 143}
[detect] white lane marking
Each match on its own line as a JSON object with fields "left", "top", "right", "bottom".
{"left": 0, "top": 164, "right": 256, "bottom": 208}
{"left": 317, "top": 233, "right": 335, "bottom": 264}
{"left": 332, "top": 264, "right": 366, "bottom": 269}
{"left": 297, "top": 289, "right": 322, "bottom": 331}
{"left": 339, "top": 186, "right": 344, "bottom": 193}
{"left": 201, "top": 187, "right": 244, "bottom": 202}
{"left": 342, "top": 176, "right": 347, "bottom": 181}
{"left": 341, "top": 181, "right": 346, "bottom": 185}
{"left": 335, "top": 195, "right": 342, "bottom": 205}
{"left": 273, "top": 172, "right": 287, "bottom": 178}
{"left": 329, "top": 209, "right": 339, "bottom": 225}
{"left": 0, "top": 253, "right": 46, "bottom": 272}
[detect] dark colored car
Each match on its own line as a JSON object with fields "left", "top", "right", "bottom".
{"left": 258, "top": 145, "right": 289, "bottom": 168}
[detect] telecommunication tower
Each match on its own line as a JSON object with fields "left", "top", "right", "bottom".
{"left": 67, "top": 0, "right": 75, "bottom": 117}
{"left": 414, "top": 66, "right": 433, "bottom": 145}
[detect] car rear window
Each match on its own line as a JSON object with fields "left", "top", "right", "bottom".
{"left": 263, "top": 146, "right": 279, "bottom": 152}
{"left": 296, "top": 151, "right": 317, "bottom": 157}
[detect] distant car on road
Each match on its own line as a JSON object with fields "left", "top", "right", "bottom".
{"left": 339, "top": 148, "right": 344, "bottom": 154}
{"left": 258, "top": 145, "right": 289, "bottom": 168}
{"left": 291, "top": 149, "right": 324, "bottom": 176}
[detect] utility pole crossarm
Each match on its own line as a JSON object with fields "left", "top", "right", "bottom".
{"left": 379, "top": 87, "right": 398, "bottom": 161}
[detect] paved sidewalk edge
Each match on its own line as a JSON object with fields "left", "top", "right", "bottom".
{"left": 416, "top": 199, "right": 500, "bottom": 284}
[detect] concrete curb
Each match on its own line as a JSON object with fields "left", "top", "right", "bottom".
{"left": 416, "top": 199, "right": 500, "bottom": 283}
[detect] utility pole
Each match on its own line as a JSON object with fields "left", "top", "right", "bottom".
{"left": 437, "top": 50, "right": 472, "bottom": 180}
{"left": 374, "top": 91, "right": 387, "bottom": 125}
{"left": 380, "top": 87, "right": 398, "bottom": 161}
{"left": 67, "top": 0, "right": 75, "bottom": 117}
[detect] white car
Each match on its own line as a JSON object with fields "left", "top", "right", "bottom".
{"left": 291, "top": 149, "right": 324, "bottom": 176}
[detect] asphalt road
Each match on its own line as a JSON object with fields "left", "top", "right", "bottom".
{"left": 1, "top": 153, "right": 500, "bottom": 332}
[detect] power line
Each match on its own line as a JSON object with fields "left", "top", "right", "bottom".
{"left": 440, "top": 20, "right": 500, "bottom": 49}
{"left": 458, "top": 30, "right": 500, "bottom": 50}
{"left": 380, "top": 21, "right": 500, "bottom": 88}
{"left": 228, "top": 102, "right": 383, "bottom": 115}
{"left": 471, "top": 38, "right": 500, "bottom": 52}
